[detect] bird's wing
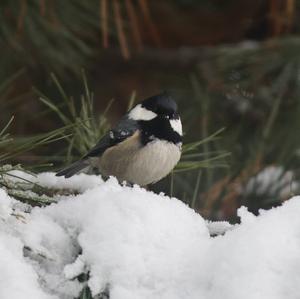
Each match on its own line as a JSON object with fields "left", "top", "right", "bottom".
{"left": 83, "top": 116, "right": 139, "bottom": 158}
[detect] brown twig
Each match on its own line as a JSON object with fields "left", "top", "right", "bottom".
{"left": 269, "top": 0, "right": 282, "bottom": 36}
{"left": 137, "top": 0, "right": 161, "bottom": 46}
{"left": 100, "top": 0, "right": 109, "bottom": 48}
{"left": 125, "top": 0, "right": 143, "bottom": 52}
{"left": 49, "top": 0, "right": 59, "bottom": 28}
{"left": 17, "top": 0, "right": 27, "bottom": 34}
{"left": 112, "top": 0, "right": 130, "bottom": 59}
{"left": 39, "top": 0, "right": 46, "bottom": 17}
{"left": 285, "top": 0, "right": 295, "bottom": 32}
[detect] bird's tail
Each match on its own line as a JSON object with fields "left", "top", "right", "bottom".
{"left": 56, "top": 159, "right": 89, "bottom": 178}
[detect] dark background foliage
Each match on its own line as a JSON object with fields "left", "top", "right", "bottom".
{"left": 1, "top": 0, "right": 300, "bottom": 222}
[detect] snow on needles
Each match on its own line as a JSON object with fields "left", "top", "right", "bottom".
{"left": 1, "top": 173, "right": 300, "bottom": 299}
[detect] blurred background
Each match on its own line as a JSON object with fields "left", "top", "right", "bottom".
{"left": 1, "top": 0, "right": 300, "bottom": 222}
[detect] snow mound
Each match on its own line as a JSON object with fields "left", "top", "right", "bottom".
{"left": 1, "top": 173, "right": 300, "bottom": 299}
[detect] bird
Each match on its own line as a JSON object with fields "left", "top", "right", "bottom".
{"left": 56, "top": 93, "right": 183, "bottom": 186}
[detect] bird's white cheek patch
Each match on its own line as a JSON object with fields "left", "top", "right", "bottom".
{"left": 129, "top": 104, "right": 157, "bottom": 121}
{"left": 170, "top": 119, "right": 183, "bottom": 136}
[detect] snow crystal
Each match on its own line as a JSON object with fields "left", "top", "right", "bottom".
{"left": 206, "top": 220, "right": 233, "bottom": 236}
{"left": 1, "top": 173, "right": 300, "bottom": 299}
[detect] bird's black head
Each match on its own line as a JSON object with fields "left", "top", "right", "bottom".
{"left": 128, "top": 93, "right": 182, "bottom": 145}
{"left": 141, "top": 92, "right": 178, "bottom": 119}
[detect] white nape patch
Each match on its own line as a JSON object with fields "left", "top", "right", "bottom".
{"left": 170, "top": 118, "right": 183, "bottom": 135}
{"left": 129, "top": 104, "right": 157, "bottom": 121}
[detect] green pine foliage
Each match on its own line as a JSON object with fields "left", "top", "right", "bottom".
{"left": 35, "top": 71, "right": 111, "bottom": 164}
{"left": 0, "top": 0, "right": 100, "bottom": 78}
{"left": 181, "top": 37, "right": 300, "bottom": 220}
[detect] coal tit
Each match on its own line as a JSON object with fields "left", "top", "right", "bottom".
{"left": 56, "top": 93, "right": 182, "bottom": 186}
